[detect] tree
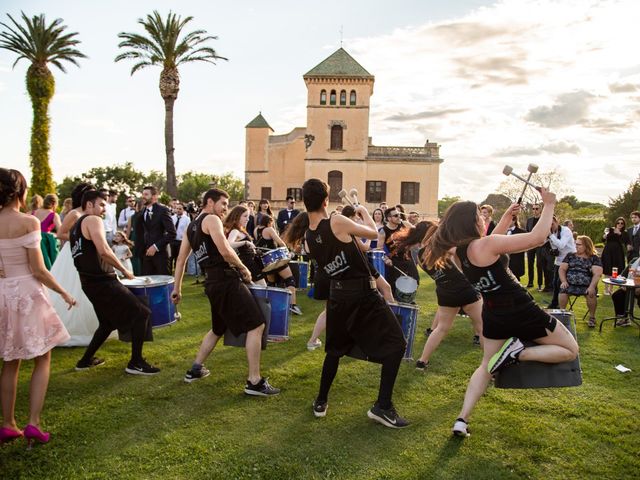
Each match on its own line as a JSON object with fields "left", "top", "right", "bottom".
{"left": 177, "top": 171, "right": 212, "bottom": 203}
{"left": 497, "top": 168, "right": 573, "bottom": 207}
{"left": 115, "top": 11, "right": 227, "bottom": 197}
{"left": 606, "top": 175, "right": 640, "bottom": 223}
{"left": 438, "top": 195, "right": 460, "bottom": 217}
{"left": 0, "top": 12, "right": 86, "bottom": 196}
{"left": 209, "top": 172, "right": 244, "bottom": 201}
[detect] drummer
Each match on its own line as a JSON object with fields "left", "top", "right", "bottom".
{"left": 378, "top": 206, "right": 415, "bottom": 299}
{"left": 224, "top": 205, "right": 266, "bottom": 286}
{"left": 171, "top": 188, "right": 280, "bottom": 395}
{"left": 255, "top": 215, "right": 302, "bottom": 315}
{"left": 300, "top": 178, "right": 409, "bottom": 428}
{"left": 71, "top": 190, "right": 160, "bottom": 375}
{"left": 386, "top": 216, "right": 420, "bottom": 302}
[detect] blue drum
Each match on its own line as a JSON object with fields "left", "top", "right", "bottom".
{"left": 388, "top": 302, "right": 418, "bottom": 360}
{"left": 121, "top": 275, "right": 178, "bottom": 328}
{"left": 290, "top": 261, "right": 309, "bottom": 289}
{"left": 367, "top": 251, "right": 386, "bottom": 277}
{"left": 261, "top": 247, "right": 290, "bottom": 273}
{"left": 249, "top": 285, "right": 291, "bottom": 341}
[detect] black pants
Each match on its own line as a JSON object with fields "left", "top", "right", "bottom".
{"left": 549, "top": 264, "right": 560, "bottom": 307}
{"left": 170, "top": 242, "right": 181, "bottom": 272}
{"left": 316, "top": 349, "right": 404, "bottom": 410}
{"left": 612, "top": 289, "right": 640, "bottom": 316}
{"left": 142, "top": 251, "right": 170, "bottom": 275}
{"left": 527, "top": 248, "right": 542, "bottom": 286}
{"left": 80, "top": 317, "right": 147, "bottom": 365}
{"left": 537, "top": 247, "right": 554, "bottom": 288}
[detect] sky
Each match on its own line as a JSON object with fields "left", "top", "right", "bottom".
{"left": 1, "top": 0, "right": 639, "bottom": 205}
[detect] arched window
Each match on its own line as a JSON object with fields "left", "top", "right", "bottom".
{"left": 330, "top": 90, "right": 336, "bottom": 105}
{"left": 330, "top": 125, "right": 343, "bottom": 150}
{"left": 350, "top": 90, "right": 356, "bottom": 106}
{"left": 340, "top": 90, "right": 347, "bottom": 105}
{"left": 328, "top": 170, "right": 343, "bottom": 202}
{"left": 320, "top": 90, "right": 326, "bottom": 105}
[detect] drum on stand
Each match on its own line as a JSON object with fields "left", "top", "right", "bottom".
{"left": 289, "top": 261, "right": 309, "bottom": 289}
{"left": 248, "top": 285, "right": 292, "bottom": 341}
{"left": 261, "top": 247, "right": 290, "bottom": 273}
{"left": 120, "top": 275, "right": 179, "bottom": 328}
{"left": 367, "top": 251, "right": 386, "bottom": 277}
{"left": 388, "top": 302, "right": 418, "bottom": 360}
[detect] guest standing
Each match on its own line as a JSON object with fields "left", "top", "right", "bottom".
{"left": 601, "top": 217, "right": 629, "bottom": 294}
{"left": 276, "top": 196, "right": 300, "bottom": 233}
{"left": 170, "top": 203, "right": 190, "bottom": 272}
{"left": 32, "top": 194, "right": 61, "bottom": 270}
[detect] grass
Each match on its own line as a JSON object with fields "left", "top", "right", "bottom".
{"left": 2, "top": 271, "right": 639, "bottom": 479}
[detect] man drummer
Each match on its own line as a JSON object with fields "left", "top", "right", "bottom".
{"left": 302, "top": 178, "right": 409, "bottom": 428}
{"left": 71, "top": 190, "right": 160, "bottom": 375}
{"left": 172, "top": 188, "right": 280, "bottom": 395}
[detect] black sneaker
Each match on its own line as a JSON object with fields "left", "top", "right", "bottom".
{"left": 452, "top": 417, "right": 470, "bottom": 437}
{"left": 473, "top": 335, "right": 481, "bottom": 346}
{"left": 415, "top": 360, "right": 429, "bottom": 371}
{"left": 488, "top": 338, "right": 525, "bottom": 375}
{"left": 184, "top": 366, "right": 211, "bottom": 383}
{"left": 526, "top": 283, "right": 533, "bottom": 288}
{"left": 312, "top": 399, "right": 328, "bottom": 418}
{"left": 424, "top": 327, "right": 433, "bottom": 337}
{"left": 290, "top": 304, "right": 303, "bottom": 316}
{"left": 367, "top": 403, "right": 410, "bottom": 429}
{"left": 75, "top": 357, "right": 105, "bottom": 371}
{"left": 125, "top": 359, "right": 160, "bottom": 376}
{"left": 244, "top": 377, "right": 280, "bottom": 396}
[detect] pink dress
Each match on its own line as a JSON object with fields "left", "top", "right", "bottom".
{"left": 0, "top": 231, "right": 70, "bottom": 361}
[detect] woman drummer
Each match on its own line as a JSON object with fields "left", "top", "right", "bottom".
{"left": 255, "top": 214, "right": 302, "bottom": 315}
{"left": 392, "top": 221, "right": 483, "bottom": 371}
{"left": 422, "top": 190, "right": 578, "bottom": 438}
{"left": 224, "top": 205, "right": 265, "bottom": 286}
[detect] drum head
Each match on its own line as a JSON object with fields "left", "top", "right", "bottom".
{"left": 395, "top": 275, "right": 417, "bottom": 293}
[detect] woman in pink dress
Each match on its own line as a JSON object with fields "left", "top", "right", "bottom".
{"left": 0, "top": 169, "right": 75, "bottom": 447}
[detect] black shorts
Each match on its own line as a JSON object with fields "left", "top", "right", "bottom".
{"left": 436, "top": 285, "right": 481, "bottom": 308}
{"left": 326, "top": 285, "right": 406, "bottom": 361}
{"left": 80, "top": 275, "right": 150, "bottom": 332}
{"left": 204, "top": 269, "right": 265, "bottom": 337}
{"left": 482, "top": 301, "right": 557, "bottom": 341}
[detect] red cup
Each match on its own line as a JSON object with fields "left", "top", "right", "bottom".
{"left": 612, "top": 267, "right": 618, "bottom": 279}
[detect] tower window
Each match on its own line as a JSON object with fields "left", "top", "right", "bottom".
{"left": 350, "top": 90, "right": 356, "bottom": 105}
{"left": 401, "top": 182, "right": 420, "bottom": 204}
{"left": 330, "top": 125, "right": 343, "bottom": 150}
{"left": 320, "top": 90, "right": 327, "bottom": 105}
{"left": 340, "top": 90, "right": 347, "bottom": 105}
{"left": 366, "top": 181, "right": 386, "bottom": 203}
{"left": 330, "top": 90, "right": 336, "bottom": 105}
{"left": 328, "top": 171, "right": 343, "bottom": 202}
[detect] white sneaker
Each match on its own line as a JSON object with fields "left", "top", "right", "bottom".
{"left": 307, "top": 339, "right": 322, "bottom": 351}
{"left": 452, "top": 418, "right": 470, "bottom": 437}
{"left": 290, "top": 304, "right": 303, "bottom": 315}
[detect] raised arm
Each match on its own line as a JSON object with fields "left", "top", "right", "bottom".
{"left": 332, "top": 205, "right": 378, "bottom": 242}
{"left": 491, "top": 204, "right": 521, "bottom": 235}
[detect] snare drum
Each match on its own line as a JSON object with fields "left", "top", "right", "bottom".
{"left": 388, "top": 302, "right": 418, "bottom": 360}
{"left": 289, "top": 261, "right": 309, "bottom": 289}
{"left": 120, "top": 275, "right": 178, "bottom": 328}
{"left": 261, "top": 247, "right": 290, "bottom": 273}
{"left": 395, "top": 275, "right": 418, "bottom": 304}
{"left": 249, "top": 285, "right": 292, "bottom": 340}
{"left": 367, "top": 251, "right": 386, "bottom": 277}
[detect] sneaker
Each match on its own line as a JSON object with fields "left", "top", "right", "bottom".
{"left": 526, "top": 283, "right": 533, "bottom": 288}
{"left": 367, "top": 402, "right": 410, "bottom": 429}
{"left": 290, "top": 304, "right": 303, "bottom": 316}
{"left": 473, "top": 335, "right": 481, "bottom": 346}
{"left": 307, "top": 339, "right": 322, "bottom": 351}
{"left": 587, "top": 318, "right": 597, "bottom": 328}
{"left": 452, "top": 418, "right": 470, "bottom": 437}
{"left": 424, "top": 327, "right": 433, "bottom": 337}
{"left": 125, "top": 359, "right": 160, "bottom": 376}
{"left": 184, "top": 366, "right": 211, "bottom": 383}
{"left": 244, "top": 377, "right": 280, "bottom": 396}
{"left": 616, "top": 318, "right": 631, "bottom": 327}
{"left": 312, "top": 399, "right": 328, "bottom": 418}
{"left": 415, "top": 360, "right": 429, "bottom": 371}
{"left": 487, "top": 337, "right": 525, "bottom": 375}
{"left": 537, "top": 287, "right": 543, "bottom": 292}
{"left": 75, "top": 357, "right": 105, "bottom": 371}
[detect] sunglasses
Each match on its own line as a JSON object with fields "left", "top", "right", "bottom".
{"left": 532, "top": 208, "right": 540, "bottom": 211}
{"left": 390, "top": 214, "right": 400, "bottom": 218}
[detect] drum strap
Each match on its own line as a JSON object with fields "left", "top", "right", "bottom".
{"left": 351, "top": 236, "right": 376, "bottom": 279}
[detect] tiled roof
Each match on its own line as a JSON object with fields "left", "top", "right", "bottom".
{"left": 303, "top": 48, "right": 373, "bottom": 79}
{"left": 245, "top": 112, "right": 273, "bottom": 130}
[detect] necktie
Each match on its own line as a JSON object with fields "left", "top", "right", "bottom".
{"left": 634, "top": 226, "right": 639, "bottom": 236}
{"left": 175, "top": 216, "right": 180, "bottom": 229}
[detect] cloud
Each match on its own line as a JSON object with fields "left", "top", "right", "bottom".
{"left": 431, "top": 22, "right": 519, "bottom": 47}
{"left": 386, "top": 108, "right": 468, "bottom": 121}
{"left": 580, "top": 117, "right": 633, "bottom": 133}
{"left": 454, "top": 51, "right": 532, "bottom": 86}
{"left": 525, "top": 91, "right": 596, "bottom": 128}
{"left": 609, "top": 82, "right": 638, "bottom": 93}
{"left": 495, "top": 141, "right": 581, "bottom": 157}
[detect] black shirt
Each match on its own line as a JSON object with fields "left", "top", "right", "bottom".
{"left": 255, "top": 226, "right": 276, "bottom": 250}
{"left": 305, "top": 218, "right": 370, "bottom": 280}
{"left": 187, "top": 213, "right": 227, "bottom": 270}
{"left": 418, "top": 247, "right": 468, "bottom": 288}
{"left": 70, "top": 215, "right": 114, "bottom": 276}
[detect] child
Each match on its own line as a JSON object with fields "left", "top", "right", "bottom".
{"left": 112, "top": 230, "right": 134, "bottom": 277}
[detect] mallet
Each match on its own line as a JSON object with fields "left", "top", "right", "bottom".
{"left": 517, "top": 163, "right": 539, "bottom": 204}
{"left": 338, "top": 189, "right": 355, "bottom": 206}
{"left": 503, "top": 165, "right": 542, "bottom": 193}
{"left": 348, "top": 188, "right": 359, "bottom": 206}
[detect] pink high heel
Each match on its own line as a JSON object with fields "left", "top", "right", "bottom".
{"left": 0, "top": 427, "right": 23, "bottom": 444}
{"left": 23, "top": 424, "right": 49, "bottom": 448}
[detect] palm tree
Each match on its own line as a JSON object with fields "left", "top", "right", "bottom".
{"left": 115, "top": 11, "right": 227, "bottom": 197}
{"left": 0, "top": 12, "right": 86, "bottom": 196}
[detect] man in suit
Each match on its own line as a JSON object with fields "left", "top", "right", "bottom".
{"left": 627, "top": 210, "right": 640, "bottom": 261}
{"left": 525, "top": 204, "right": 543, "bottom": 289}
{"left": 276, "top": 196, "right": 299, "bottom": 233}
{"left": 170, "top": 202, "right": 190, "bottom": 272}
{"left": 136, "top": 185, "right": 176, "bottom": 275}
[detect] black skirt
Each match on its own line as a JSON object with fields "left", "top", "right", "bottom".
{"left": 436, "top": 285, "right": 481, "bottom": 308}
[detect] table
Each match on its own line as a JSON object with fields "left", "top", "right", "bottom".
{"left": 600, "top": 277, "right": 640, "bottom": 337}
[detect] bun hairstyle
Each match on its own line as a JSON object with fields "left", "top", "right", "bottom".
{"left": 71, "top": 182, "right": 95, "bottom": 209}
{"left": 0, "top": 168, "right": 28, "bottom": 208}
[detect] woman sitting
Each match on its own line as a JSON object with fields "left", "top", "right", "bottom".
{"left": 558, "top": 235, "right": 603, "bottom": 328}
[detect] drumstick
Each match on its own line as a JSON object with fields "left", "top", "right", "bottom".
{"left": 392, "top": 265, "right": 409, "bottom": 277}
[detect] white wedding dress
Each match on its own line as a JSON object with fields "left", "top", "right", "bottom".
{"left": 49, "top": 242, "right": 100, "bottom": 346}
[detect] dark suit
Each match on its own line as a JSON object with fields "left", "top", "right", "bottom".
{"left": 627, "top": 225, "right": 640, "bottom": 261}
{"left": 276, "top": 208, "right": 299, "bottom": 233}
{"left": 507, "top": 226, "right": 526, "bottom": 280}
{"left": 135, "top": 203, "right": 176, "bottom": 275}
{"left": 525, "top": 216, "right": 542, "bottom": 287}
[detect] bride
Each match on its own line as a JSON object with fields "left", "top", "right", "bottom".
{"left": 49, "top": 183, "right": 100, "bottom": 346}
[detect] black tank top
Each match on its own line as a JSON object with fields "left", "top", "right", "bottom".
{"left": 187, "top": 213, "right": 227, "bottom": 270}
{"left": 70, "top": 215, "right": 114, "bottom": 276}
{"left": 383, "top": 224, "right": 403, "bottom": 254}
{"left": 456, "top": 243, "right": 528, "bottom": 300}
{"left": 418, "top": 247, "right": 469, "bottom": 288}
{"left": 305, "top": 218, "right": 370, "bottom": 280}
{"left": 255, "top": 227, "right": 276, "bottom": 250}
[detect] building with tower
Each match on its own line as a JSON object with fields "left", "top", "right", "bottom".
{"left": 244, "top": 48, "right": 443, "bottom": 217}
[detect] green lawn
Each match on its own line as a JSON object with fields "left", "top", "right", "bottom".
{"left": 2, "top": 272, "right": 639, "bottom": 479}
